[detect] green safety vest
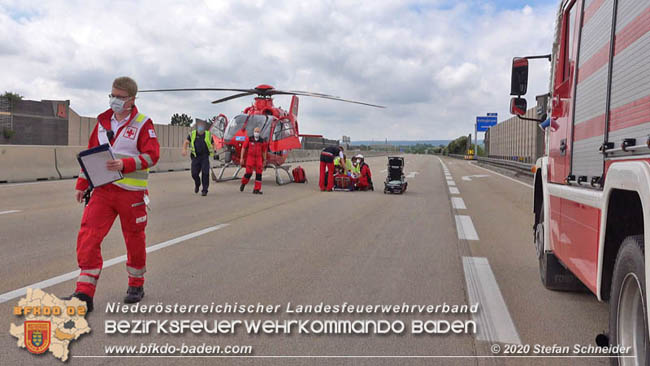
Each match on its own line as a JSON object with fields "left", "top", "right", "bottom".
{"left": 334, "top": 157, "right": 352, "bottom": 171}
{"left": 351, "top": 163, "right": 361, "bottom": 175}
{"left": 190, "top": 130, "right": 214, "bottom": 157}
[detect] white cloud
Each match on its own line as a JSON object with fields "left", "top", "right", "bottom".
{"left": 0, "top": 0, "right": 557, "bottom": 140}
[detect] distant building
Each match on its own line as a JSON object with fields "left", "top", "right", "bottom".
{"left": 0, "top": 97, "right": 190, "bottom": 148}
{"left": 0, "top": 97, "right": 70, "bottom": 145}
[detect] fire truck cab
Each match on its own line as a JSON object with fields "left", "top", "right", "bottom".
{"left": 510, "top": 0, "right": 650, "bottom": 364}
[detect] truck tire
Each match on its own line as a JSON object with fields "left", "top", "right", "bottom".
{"left": 608, "top": 235, "right": 648, "bottom": 366}
{"left": 535, "top": 205, "right": 587, "bottom": 291}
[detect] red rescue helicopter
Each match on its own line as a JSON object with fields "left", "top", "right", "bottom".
{"left": 140, "top": 85, "right": 384, "bottom": 184}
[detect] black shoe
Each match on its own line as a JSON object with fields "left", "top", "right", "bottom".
{"left": 253, "top": 190, "right": 263, "bottom": 195}
{"left": 124, "top": 286, "right": 144, "bottom": 303}
{"left": 194, "top": 186, "right": 200, "bottom": 194}
{"left": 201, "top": 191, "right": 207, "bottom": 196}
{"left": 62, "top": 292, "right": 94, "bottom": 313}
{"left": 240, "top": 183, "right": 245, "bottom": 192}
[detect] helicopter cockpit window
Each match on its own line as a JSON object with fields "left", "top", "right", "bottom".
{"left": 273, "top": 118, "right": 294, "bottom": 140}
{"left": 244, "top": 115, "right": 273, "bottom": 139}
{"left": 223, "top": 115, "right": 248, "bottom": 140}
{"left": 224, "top": 114, "right": 273, "bottom": 140}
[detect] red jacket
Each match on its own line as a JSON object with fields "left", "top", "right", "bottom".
{"left": 75, "top": 106, "right": 160, "bottom": 191}
{"left": 242, "top": 137, "right": 267, "bottom": 165}
{"left": 359, "top": 163, "right": 372, "bottom": 186}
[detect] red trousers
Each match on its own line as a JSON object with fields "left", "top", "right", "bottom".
{"left": 76, "top": 184, "right": 148, "bottom": 297}
{"left": 319, "top": 161, "right": 335, "bottom": 191}
{"left": 241, "top": 162, "right": 263, "bottom": 191}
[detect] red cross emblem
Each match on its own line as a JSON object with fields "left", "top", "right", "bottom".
{"left": 123, "top": 126, "right": 138, "bottom": 140}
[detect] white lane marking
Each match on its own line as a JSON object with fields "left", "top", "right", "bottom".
{"left": 451, "top": 197, "right": 466, "bottom": 209}
{"left": 461, "top": 174, "right": 489, "bottom": 181}
{"left": 405, "top": 171, "right": 419, "bottom": 179}
{"left": 449, "top": 187, "right": 460, "bottom": 194}
{"left": 0, "top": 210, "right": 21, "bottom": 215}
{"left": 0, "top": 180, "right": 70, "bottom": 188}
{"left": 380, "top": 169, "right": 387, "bottom": 173}
{"left": 455, "top": 215, "right": 479, "bottom": 240}
{"left": 469, "top": 162, "right": 533, "bottom": 189}
{"left": 447, "top": 180, "right": 456, "bottom": 186}
{"left": 0, "top": 224, "right": 229, "bottom": 304}
{"left": 463, "top": 257, "right": 521, "bottom": 344}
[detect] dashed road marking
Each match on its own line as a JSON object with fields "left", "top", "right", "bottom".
{"left": 0, "top": 223, "right": 229, "bottom": 304}
{"left": 449, "top": 187, "right": 460, "bottom": 194}
{"left": 455, "top": 215, "right": 478, "bottom": 240}
{"left": 451, "top": 197, "right": 466, "bottom": 209}
{"left": 447, "top": 180, "right": 456, "bottom": 186}
{"left": 0, "top": 210, "right": 21, "bottom": 215}
{"left": 463, "top": 256, "right": 522, "bottom": 344}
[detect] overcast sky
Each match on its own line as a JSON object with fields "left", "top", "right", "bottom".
{"left": 1, "top": 0, "right": 557, "bottom": 140}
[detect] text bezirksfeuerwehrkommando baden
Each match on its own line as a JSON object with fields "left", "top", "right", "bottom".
{"left": 105, "top": 301, "right": 479, "bottom": 315}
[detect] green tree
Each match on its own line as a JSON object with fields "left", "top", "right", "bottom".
{"left": 170, "top": 113, "right": 193, "bottom": 127}
{"left": 2, "top": 91, "right": 23, "bottom": 108}
{"left": 446, "top": 136, "right": 469, "bottom": 154}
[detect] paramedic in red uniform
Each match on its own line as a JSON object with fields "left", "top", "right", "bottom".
{"left": 356, "top": 154, "right": 373, "bottom": 191}
{"left": 66, "top": 77, "right": 160, "bottom": 312}
{"left": 240, "top": 127, "right": 267, "bottom": 194}
{"left": 319, "top": 145, "right": 343, "bottom": 191}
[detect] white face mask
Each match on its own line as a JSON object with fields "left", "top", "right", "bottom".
{"left": 253, "top": 132, "right": 260, "bottom": 139}
{"left": 110, "top": 97, "right": 126, "bottom": 114}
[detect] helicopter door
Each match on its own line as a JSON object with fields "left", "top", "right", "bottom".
{"left": 270, "top": 117, "right": 301, "bottom": 151}
{"left": 209, "top": 114, "right": 228, "bottom": 150}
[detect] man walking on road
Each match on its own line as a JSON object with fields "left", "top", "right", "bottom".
{"left": 183, "top": 119, "right": 214, "bottom": 196}
{"left": 67, "top": 76, "right": 160, "bottom": 311}
{"left": 240, "top": 127, "right": 267, "bottom": 194}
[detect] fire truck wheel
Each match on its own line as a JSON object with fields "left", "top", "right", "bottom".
{"left": 608, "top": 235, "right": 648, "bottom": 366}
{"left": 536, "top": 205, "right": 586, "bottom": 291}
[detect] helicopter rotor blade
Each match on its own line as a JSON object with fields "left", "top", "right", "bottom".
{"left": 140, "top": 88, "right": 254, "bottom": 93}
{"left": 211, "top": 92, "right": 256, "bottom": 104}
{"left": 270, "top": 91, "right": 386, "bottom": 108}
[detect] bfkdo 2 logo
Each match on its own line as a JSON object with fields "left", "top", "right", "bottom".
{"left": 24, "top": 320, "right": 51, "bottom": 354}
{"left": 10, "top": 289, "right": 92, "bottom": 362}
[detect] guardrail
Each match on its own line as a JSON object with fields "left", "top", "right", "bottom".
{"left": 0, "top": 145, "right": 394, "bottom": 183}
{"left": 446, "top": 154, "right": 534, "bottom": 176}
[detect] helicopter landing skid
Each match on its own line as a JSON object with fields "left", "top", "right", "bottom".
{"left": 274, "top": 165, "right": 294, "bottom": 185}
{"left": 212, "top": 163, "right": 243, "bottom": 182}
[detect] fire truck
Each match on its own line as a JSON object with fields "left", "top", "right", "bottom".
{"left": 509, "top": 0, "right": 649, "bottom": 364}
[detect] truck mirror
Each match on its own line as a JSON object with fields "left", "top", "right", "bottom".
{"left": 510, "top": 97, "right": 527, "bottom": 115}
{"left": 510, "top": 57, "right": 529, "bottom": 96}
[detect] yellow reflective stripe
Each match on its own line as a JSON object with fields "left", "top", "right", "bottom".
{"left": 190, "top": 130, "right": 196, "bottom": 154}
{"left": 134, "top": 113, "right": 147, "bottom": 123}
{"left": 115, "top": 177, "right": 148, "bottom": 187}
{"left": 205, "top": 131, "right": 214, "bottom": 154}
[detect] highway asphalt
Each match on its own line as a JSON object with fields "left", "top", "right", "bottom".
{"left": 0, "top": 155, "right": 609, "bottom": 365}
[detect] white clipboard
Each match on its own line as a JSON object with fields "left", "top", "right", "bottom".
{"left": 77, "top": 143, "right": 123, "bottom": 188}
